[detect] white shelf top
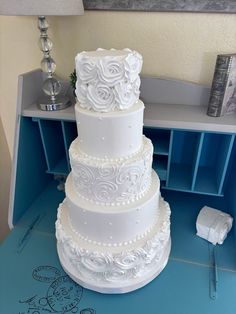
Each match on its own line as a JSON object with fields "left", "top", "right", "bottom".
{"left": 20, "top": 71, "right": 235, "bottom": 133}
{"left": 23, "top": 103, "right": 76, "bottom": 121}
{"left": 144, "top": 103, "right": 236, "bottom": 133}
{"left": 22, "top": 102, "right": 236, "bottom": 133}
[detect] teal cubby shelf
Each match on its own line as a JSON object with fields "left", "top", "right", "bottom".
{"left": 46, "top": 157, "right": 69, "bottom": 176}
{"left": 167, "top": 163, "right": 194, "bottom": 191}
{"left": 33, "top": 118, "right": 69, "bottom": 175}
{"left": 153, "top": 155, "right": 168, "bottom": 181}
{"left": 193, "top": 133, "right": 235, "bottom": 195}
{"left": 33, "top": 118, "right": 78, "bottom": 176}
{"left": 166, "top": 131, "right": 202, "bottom": 191}
{"left": 144, "top": 128, "right": 170, "bottom": 155}
{"left": 156, "top": 129, "right": 236, "bottom": 197}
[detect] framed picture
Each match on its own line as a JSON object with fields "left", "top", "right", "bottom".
{"left": 83, "top": 0, "right": 236, "bottom": 13}
{"left": 207, "top": 54, "right": 236, "bottom": 117}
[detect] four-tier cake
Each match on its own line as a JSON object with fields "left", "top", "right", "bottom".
{"left": 55, "top": 48, "right": 171, "bottom": 293}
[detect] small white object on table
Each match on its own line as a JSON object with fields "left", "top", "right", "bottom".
{"left": 196, "top": 206, "right": 233, "bottom": 245}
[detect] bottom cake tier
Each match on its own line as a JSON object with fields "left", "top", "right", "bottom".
{"left": 56, "top": 197, "right": 171, "bottom": 294}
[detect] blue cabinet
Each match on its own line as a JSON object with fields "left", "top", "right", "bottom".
{"left": 1, "top": 70, "right": 236, "bottom": 313}
{"left": 143, "top": 128, "right": 235, "bottom": 196}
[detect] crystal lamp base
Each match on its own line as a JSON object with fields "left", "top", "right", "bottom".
{"left": 38, "top": 95, "right": 71, "bottom": 111}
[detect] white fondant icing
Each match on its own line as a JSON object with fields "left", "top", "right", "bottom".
{"left": 75, "top": 48, "right": 142, "bottom": 112}
{"left": 75, "top": 100, "right": 144, "bottom": 158}
{"left": 70, "top": 136, "right": 153, "bottom": 205}
{"left": 65, "top": 171, "right": 160, "bottom": 245}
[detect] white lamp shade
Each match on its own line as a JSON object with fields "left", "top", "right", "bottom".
{"left": 0, "top": 0, "right": 84, "bottom": 16}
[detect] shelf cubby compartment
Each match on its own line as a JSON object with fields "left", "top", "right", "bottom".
{"left": 61, "top": 121, "right": 77, "bottom": 169}
{"left": 143, "top": 128, "right": 171, "bottom": 155}
{"left": 193, "top": 133, "right": 235, "bottom": 196}
{"left": 33, "top": 118, "right": 69, "bottom": 175}
{"left": 167, "top": 131, "right": 202, "bottom": 191}
{"left": 153, "top": 155, "right": 168, "bottom": 181}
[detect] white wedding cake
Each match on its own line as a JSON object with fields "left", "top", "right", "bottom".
{"left": 56, "top": 48, "right": 171, "bottom": 294}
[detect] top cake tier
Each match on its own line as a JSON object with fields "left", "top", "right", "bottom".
{"left": 75, "top": 48, "right": 143, "bottom": 113}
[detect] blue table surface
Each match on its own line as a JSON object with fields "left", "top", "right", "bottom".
{"left": 1, "top": 183, "right": 236, "bottom": 314}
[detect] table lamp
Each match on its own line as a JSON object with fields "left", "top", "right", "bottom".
{"left": 0, "top": 0, "right": 84, "bottom": 111}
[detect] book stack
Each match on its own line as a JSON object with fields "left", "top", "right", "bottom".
{"left": 207, "top": 54, "right": 236, "bottom": 117}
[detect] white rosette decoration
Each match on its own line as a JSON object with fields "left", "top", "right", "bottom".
{"left": 87, "top": 83, "right": 115, "bottom": 112}
{"left": 81, "top": 252, "right": 113, "bottom": 273}
{"left": 98, "top": 164, "right": 119, "bottom": 180}
{"left": 76, "top": 54, "right": 97, "bottom": 84}
{"left": 98, "top": 59, "right": 125, "bottom": 86}
{"left": 124, "top": 48, "right": 143, "bottom": 82}
{"left": 75, "top": 82, "right": 87, "bottom": 107}
{"left": 72, "top": 164, "right": 95, "bottom": 198}
{"left": 133, "top": 76, "right": 141, "bottom": 97}
{"left": 92, "top": 181, "right": 119, "bottom": 203}
{"left": 75, "top": 48, "right": 143, "bottom": 112}
{"left": 114, "top": 249, "right": 146, "bottom": 270}
{"left": 114, "top": 81, "right": 137, "bottom": 110}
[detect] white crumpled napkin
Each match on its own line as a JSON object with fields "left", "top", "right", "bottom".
{"left": 196, "top": 206, "right": 233, "bottom": 245}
